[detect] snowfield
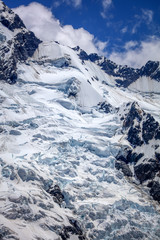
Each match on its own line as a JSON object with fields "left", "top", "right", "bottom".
{"left": 0, "top": 2, "right": 160, "bottom": 239}
{"left": 0, "top": 40, "right": 160, "bottom": 240}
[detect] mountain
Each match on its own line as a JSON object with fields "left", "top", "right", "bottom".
{"left": 0, "top": 1, "right": 160, "bottom": 239}
{"left": 0, "top": 1, "right": 41, "bottom": 84}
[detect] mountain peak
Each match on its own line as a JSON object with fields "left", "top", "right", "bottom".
{"left": 0, "top": 1, "right": 41, "bottom": 83}
{"left": 0, "top": 0, "right": 25, "bottom": 31}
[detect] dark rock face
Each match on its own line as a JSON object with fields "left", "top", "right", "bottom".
{"left": 0, "top": 46, "right": 17, "bottom": 84}
{"left": 148, "top": 181, "right": 160, "bottom": 203}
{"left": 127, "top": 126, "right": 143, "bottom": 147}
{"left": 116, "top": 101, "right": 160, "bottom": 203}
{"left": 115, "top": 161, "right": 133, "bottom": 177}
{"left": 0, "top": 226, "right": 19, "bottom": 240}
{"left": 78, "top": 49, "right": 89, "bottom": 61}
{"left": 0, "top": 2, "right": 41, "bottom": 84}
{"left": 122, "top": 102, "right": 160, "bottom": 148}
{"left": 60, "top": 219, "right": 86, "bottom": 240}
{"left": 88, "top": 53, "right": 101, "bottom": 62}
{"left": 1, "top": 12, "right": 25, "bottom": 31}
{"left": 116, "top": 148, "right": 144, "bottom": 165}
{"left": 98, "top": 101, "right": 113, "bottom": 113}
{"left": 101, "top": 61, "right": 140, "bottom": 87}
{"left": 74, "top": 45, "right": 160, "bottom": 87}
{"left": 0, "top": 30, "right": 41, "bottom": 84}
{"left": 134, "top": 159, "right": 159, "bottom": 184}
{"left": 155, "top": 127, "right": 160, "bottom": 140}
{"left": 140, "top": 60, "right": 160, "bottom": 81}
{"left": 0, "top": 2, "right": 25, "bottom": 31}
{"left": 122, "top": 102, "right": 144, "bottom": 148}
{"left": 14, "top": 31, "right": 41, "bottom": 60}
{"left": 123, "top": 102, "right": 142, "bottom": 128}
{"left": 142, "top": 114, "right": 159, "bottom": 144}
{"left": 47, "top": 185, "right": 64, "bottom": 206}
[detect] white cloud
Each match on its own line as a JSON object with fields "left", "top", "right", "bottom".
{"left": 124, "top": 41, "right": 138, "bottom": 50}
{"left": 131, "top": 22, "right": 140, "bottom": 34}
{"left": 121, "top": 26, "right": 128, "bottom": 34}
{"left": 73, "top": 0, "right": 82, "bottom": 8}
{"left": 53, "top": 0, "right": 82, "bottom": 8}
{"left": 13, "top": 2, "right": 159, "bottom": 69}
{"left": 13, "top": 2, "right": 107, "bottom": 54}
{"left": 101, "top": 0, "right": 112, "bottom": 18}
{"left": 132, "top": 9, "right": 153, "bottom": 34}
{"left": 95, "top": 40, "right": 108, "bottom": 52}
{"left": 100, "top": 11, "right": 107, "bottom": 19}
{"left": 109, "top": 37, "right": 160, "bottom": 68}
{"left": 142, "top": 9, "right": 153, "bottom": 24}
{"left": 53, "top": 1, "right": 61, "bottom": 8}
{"left": 102, "top": 0, "right": 112, "bottom": 10}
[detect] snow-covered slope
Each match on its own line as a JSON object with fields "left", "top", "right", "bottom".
{"left": 0, "top": 1, "right": 160, "bottom": 240}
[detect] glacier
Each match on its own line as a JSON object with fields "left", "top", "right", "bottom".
{"left": 0, "top": 1, "right": 160, "bottom": 239}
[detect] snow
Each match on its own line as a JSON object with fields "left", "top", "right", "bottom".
{"left": 129, "top": 76, "right": 160, "bottom": 93}
{"left": 0, "top": 33, "right": 160, "bottom": 239}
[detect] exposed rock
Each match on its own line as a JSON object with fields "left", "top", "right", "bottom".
{"left": 155, "top": 127, "right": 160, "bottom": 140}
{"left": 116, "top": 102, "right": 160, "bottom": 203}
{"left": 0, "top": 1, "right": 41, "bottom": 84}
{"left": 78, "top": 49, "right": 89, "bottom": 61}
{"left": 47, "top": 185, "right": 64, "bottom": 206}
{"left": 115, "top": 161, "right": 133, "bottom": 177}
{"left": 134, "top": 159, "right": 159, "bottom": 183}
{"left": 121, "top": 102, "right": 160, "bottom": 147}
{"left": 98, "top": 101, "right": 113, "bottom": 113}
{"left": 0, "top": 2, "right": 25, "bottom": 31}
{"left": 155, "top": 152, "right": 160, "bottom": 161}
{"left": 88, "top": 53, "right": 101, "bottom": 62}
{"left": 127, "top": 126, "right": 143, "bottom": 147}
{"left": 116, "top": 147, "right": 144, "bottom": 164}
{"left": 76, "top": 47, "right": 160, "bottom": 87}
{"left": 123, "top": 102, "right": 143, "bottom": 129}
{"left": 0, "top": 226, "right": 19, "bottom": 240}
{"left": 148, "top": 181, "right": 160, "bottom": 203}
{"left": 0, "top": 127, "right": 4, "bottom": 133}
{"left": 140, "top": 60, "right": 160, "bottom": 81}
{"left": 142, "top": 114, "right": 159, "bottom": 143}
{"left": 60, "top": 219, "right": 86, "bottom": 240}
{"left": 13, "top": 31, "right": 41, "bottom": 61}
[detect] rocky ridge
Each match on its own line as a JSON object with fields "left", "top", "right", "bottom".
{"left": 0, "top": 1, "right": 41, "bottom": 84}
{"left": 74, "top": 46, "right": 160, "bottom": 87}
{"left": 116, "top": 102, "right": 160, "bottom": 202}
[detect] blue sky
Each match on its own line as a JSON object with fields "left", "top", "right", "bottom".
{"left": 4, "top": 0, "right": 160, "bottom": 67}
